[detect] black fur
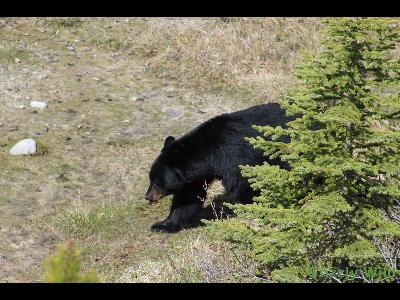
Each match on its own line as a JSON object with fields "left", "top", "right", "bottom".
{"left": 147, "top": 103, "right": 295, "bottom": 232}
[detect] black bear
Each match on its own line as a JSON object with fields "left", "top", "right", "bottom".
{"left": 145, "top": 103, "right": 295, "bottom": 232}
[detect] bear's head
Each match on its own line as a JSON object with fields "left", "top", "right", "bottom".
{"left": 145, "top": 136, "right": 188, "bottom": 203}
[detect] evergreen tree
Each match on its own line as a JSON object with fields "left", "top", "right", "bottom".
{"left": 209, "top": 17, "right": 400, "bottom": 282}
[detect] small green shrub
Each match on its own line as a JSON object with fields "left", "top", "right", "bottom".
{"left": 43, "top": 241, "right": 98, "bottom": 283}
{"left": 35, "top": 140, "right": 49, "bottom": 156}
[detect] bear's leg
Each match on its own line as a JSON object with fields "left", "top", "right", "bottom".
{"left": 235, "top": 182, "right": 257, "bottom": 204}
{"left": 223, "top": 176, "right": 256, "bottom": 204}
{"left": 151, "top": 179, "right": 210, "bottom": 233}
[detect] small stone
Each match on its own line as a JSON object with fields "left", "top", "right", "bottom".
{"left": 129, "top": 96, "right": 145, "bottom": 102}
{"left": 10, "top": 139, "right": 36, "bottom": 156}
{"left": 30, "top": 101, "right": 48, "bottom": 109}
{"left": 66, "top": 45, "right": 75, "bottom": 52}
{"left": 38, "top": 73, "right": 48, "bottom": 80}
{"left": 15, "top": 58, "right": 21, "bottom": 63}
{"left": 77, "top": 124, "right": 83, "bottom": 129}
{"left": 122, "top": 120, "right": 130, "bottom": 123}
{"left": 19, "top": 105, "right": 26, "bottom": 109}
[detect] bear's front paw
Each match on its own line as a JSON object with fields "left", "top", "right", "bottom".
{"left": 151, "top": 219, "right": 181, "bottom": 233}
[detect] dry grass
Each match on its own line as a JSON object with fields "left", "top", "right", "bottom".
{"left": 117, "top": 234, "right": 261, "bottom": 283}
{"left": 127, "top": 18, "right": 322, "bottom": 103}
{"left": 34, "top": 17, "right": 82, "bottom": 28}
{"left": 0, "top": 41, "right": 28, "bottom": 64}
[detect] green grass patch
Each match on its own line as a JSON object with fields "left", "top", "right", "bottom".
{"left": 106, "top": 138, "right": 135, "bottom": 148}
{"left": 54, "top": 202, "right": 133, "bottom": 238}
{"left": 34, "top": 140, "right": 49, "bottom": 156}
{"left": 0, "top": 42, "right": 28, "bottom": 64}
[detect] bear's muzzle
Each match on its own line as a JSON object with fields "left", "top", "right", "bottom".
{"left": 145, "top": 183, "right": 164, "bottom": 203}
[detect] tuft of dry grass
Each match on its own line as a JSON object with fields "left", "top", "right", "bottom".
{"left": 34, "top": 17, "right": 82, "bottom": 28}
{"left": 117, "top": 234, "right": 261, "bottom": 283}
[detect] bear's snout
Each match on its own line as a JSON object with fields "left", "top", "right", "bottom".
{"left": 145, "top": 183, "right": 163, "bottom": 203}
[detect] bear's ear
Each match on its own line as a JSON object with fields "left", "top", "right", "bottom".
{"left": 164, "top": 136, "right": 175, "bottom": 148}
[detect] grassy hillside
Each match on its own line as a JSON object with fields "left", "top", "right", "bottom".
{"left": 0, "top": 17, "right": 321, "bottom": 282}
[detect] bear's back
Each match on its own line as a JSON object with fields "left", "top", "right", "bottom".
{"left": 228, "top": 103, "right": 290, "bottom": 128}
{"left": 159, "top": 102, "right": 293, "bottom": 173}
{"left": 167, "top": 103, "right": 291, "bottom": 153}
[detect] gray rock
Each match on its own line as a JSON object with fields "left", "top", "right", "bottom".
{"left": 30, "top": 101, "right": 48, "bottom": 109}
{"left": 10, "top": 139, "right": 36, "bottom": 156}
{"left": 66, "top": 45, "right": 75, "bottom": 52}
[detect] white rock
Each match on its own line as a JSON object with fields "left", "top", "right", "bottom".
{"left": 30, "top": 101, "right": 48, "bottom": 109}
{"left": 39, "top": 74, "right": 48, "bottom": 80}
{"left": 10, "top": 139, "right": 36, "bottom": 156}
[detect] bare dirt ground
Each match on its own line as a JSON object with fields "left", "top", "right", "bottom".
{"left": 0, "top": 17, "right": 320, "bottom": 282}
